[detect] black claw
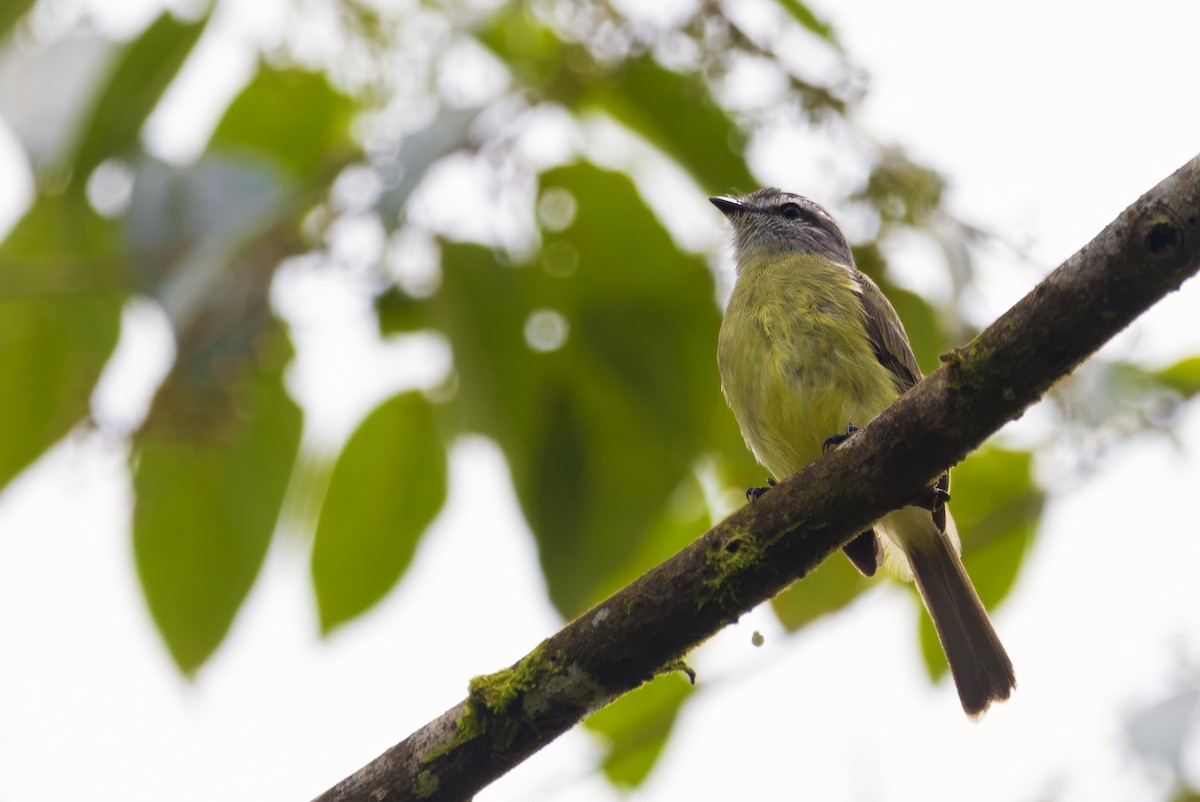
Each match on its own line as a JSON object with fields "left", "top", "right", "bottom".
{"left": 822, "top": 423, "right": 860, "bottom": 453}
{"left": 911, "top": 486, "right": 951, "bottom": 510}
{"left": 746, "top": 477, "right": 776, "bottom": 502}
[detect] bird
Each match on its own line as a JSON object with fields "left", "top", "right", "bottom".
{"left": 712, "top": 188, "right": 1015, "bottom": 717}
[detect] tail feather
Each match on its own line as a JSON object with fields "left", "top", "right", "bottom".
{"left": 906, "top": 530, "right": 1015, "bottom": 717}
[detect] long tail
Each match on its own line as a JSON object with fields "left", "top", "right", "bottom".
{"left": 888, "top": 509, "right": 1016, "bottom": 717}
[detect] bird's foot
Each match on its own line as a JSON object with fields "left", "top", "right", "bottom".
{"left": 822, "top": 423, "right": 860, "bottom": 453}
{"left": 746, "top": 477, "right": 776, "bottom": 503}
{"left": 909, "top": 479, "right": 951, "bottom": 532}
{"left": 910, "top": 485, "right": 951, "bottom": 511}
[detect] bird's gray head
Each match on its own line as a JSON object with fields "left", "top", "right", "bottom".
{"left": 710, "top": 188, "right": 854, "bottom": 271}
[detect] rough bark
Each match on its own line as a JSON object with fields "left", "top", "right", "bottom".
{"left": 315, "top": 154, "right": 1200, "bottom": 802}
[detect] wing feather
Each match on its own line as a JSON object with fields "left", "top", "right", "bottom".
{"left": 853, "top": 272, "right": 922, "bottom": 393}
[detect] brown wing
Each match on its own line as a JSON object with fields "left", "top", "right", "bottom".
{"left": 841, "top": 273, "right": 924, "bottom": 571}
{"left": 853, "top": 271, "right": 922, "bottom": 393}
{"left": 851, "top": 271, "right": 953, "bottom": 538}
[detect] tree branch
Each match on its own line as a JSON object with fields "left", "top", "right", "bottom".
{"left": 315, "top": 155, "right": 1200, "bottom": 802}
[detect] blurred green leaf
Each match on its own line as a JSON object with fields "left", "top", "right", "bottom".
{"left": 69, "top": 12, "right": 208, "bottom": 191}
{"left": 0, "top": 196, "right": 123, "bottom": 490}
{"left": 478, "top": 5, "right": 564, "bottom": 90}
{"left": 210, "top": 66, "right": 357, "bottom": 180}
{"left": 430, "top": 162, "right": 720, "bottom": 615}
{"left": 534, "top": 164, "right": 720, "bottom": 442}
{"left": 312, "top": 391, "right": 447, "bottom": 633}
{"left": 774, "top": 0, "right": 835, "bottom": 41}
{"left": 133, "top": 325, "right": 301, "bottom": 674}
{"left": 772, "top": 550, "right": 871, "bottom": 630}
{"left": 429, "top": 242, "right": 541, "bottom": 453}
{"left": 376, "top": 285, "right": 432, "bottom": 335}
{"left": 522, "top": 165, "right": 720, "bottom": 614}
{"left": 480, "top": 11, "right": 754, "bottom": 192}
{"left": 850, "top": 241, "right": 887, "bottom": 281}
{"left": 126, "top": 149, "right": 307, "bottom": 673}
{"left": 521, "top": 367, "right": 694, "bottom": 616}
{"left": 585, "top": 676, "right": 693, "bottom": 789}
{"left": 917, "top": 446, "right": 1042, "bottom": 680}
{"left": 852, "top": 147, "right": 946, "bottom": 228}
{"left": 1155, "top": 356, "right": 1200, "bottom": 398}
{"left": 0, "top": 291, "right": 122, "bottom": 487}
{"left": 0, "top": 0, "right": 35, "bottom": 42}
{"left": 581, "top": 56, "right": 755, "bottom": 193}
{"left": 585, "top": 475, "right": 709, "bottom": 608}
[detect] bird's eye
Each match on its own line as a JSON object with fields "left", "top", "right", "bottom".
{"left": 780, "top": 202, "right": 803, "bottom": 220}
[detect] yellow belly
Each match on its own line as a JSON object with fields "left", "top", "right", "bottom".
{"left": 717, "top": 259, "right": 900, "bottom": 480}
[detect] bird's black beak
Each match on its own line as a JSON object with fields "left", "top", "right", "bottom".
{"left": 709, "top": 196, "right": 743, "bottom": 217}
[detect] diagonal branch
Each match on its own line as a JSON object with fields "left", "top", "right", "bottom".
{"left": 315, "top": 154, "right": 1200, "bottom": 802}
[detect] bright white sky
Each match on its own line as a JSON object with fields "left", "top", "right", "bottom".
{"left": 2, "top": 1, "right": 1200, "bottom": 801}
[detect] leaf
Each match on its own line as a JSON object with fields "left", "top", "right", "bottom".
{"left": 951, "top": 448, "right": 1043, "bottom": 599}
{"left": 69, "top": 12, "right": 209, "bottom": 191}
{"left": 209, "top": 66, "right": 357, "bottom": 180}
{"left": 132, "top": 324, "right": 301, "bottom": 674}
{"left": 429, "top": 162, "right": 722, "bottom": 616}
{"left": 581, "top": 56, "right": 755, "bottom": 193}
{"left": 480, "top": 11, "right": 754, "bottom": 192}
{"left": 521, "top": 166, "right": 720, "bottom": 614}
{"left": 584, "top": 475, "right": 709, "bottom": 608}
{"left": 772, "top": 552, "right": 871, "bottom": 630}
{"left": 519, "top": 370, "right": 700, "bottom": 615}
{"left": 917, "top": 446, "right": 1042, "bottom": 680}
{"left": 0, "top": 0, "right": 35, "bottom": 42}
{"left": 0, "top": 195, "right": 123, "bottom": 491}
{"left": 533, "top": 164, "right": 720, "bottom": 444}
{"left": 128, "top": 147, "right": 307, "bottom": 672}
{"left": 427, "top": 242, "right": 541, "bottom": 453}
{"left": 375, "top": 285, "right": 432, "bottom": 335}
{"left": 585, "top": 676, "right": 693, "bottom": 789}
{"left": 312, "top": 391, "right": 447, "bottom": 633}
{"left": 475, "top": 7, "right": 565, "bottom": 93}
{"left": 774, "top": 0, "right": 836, "bottom": 41}
{"left": 851, "top": 147, "right": 947, "bottom": 228}
{"left": 1154, "top": 356, "right": 1200, "bottom": 398}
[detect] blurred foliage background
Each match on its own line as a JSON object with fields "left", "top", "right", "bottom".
{"left": 1, "top": 0, "right": 1199, "bottom": 796}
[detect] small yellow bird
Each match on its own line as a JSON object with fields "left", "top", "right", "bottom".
{"left": 713, "top": 188, "right": 1015, "bottom": 717}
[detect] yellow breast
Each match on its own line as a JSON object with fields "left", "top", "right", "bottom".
{"left": 717, "top": 255, "right": 900, "bottom": 479}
